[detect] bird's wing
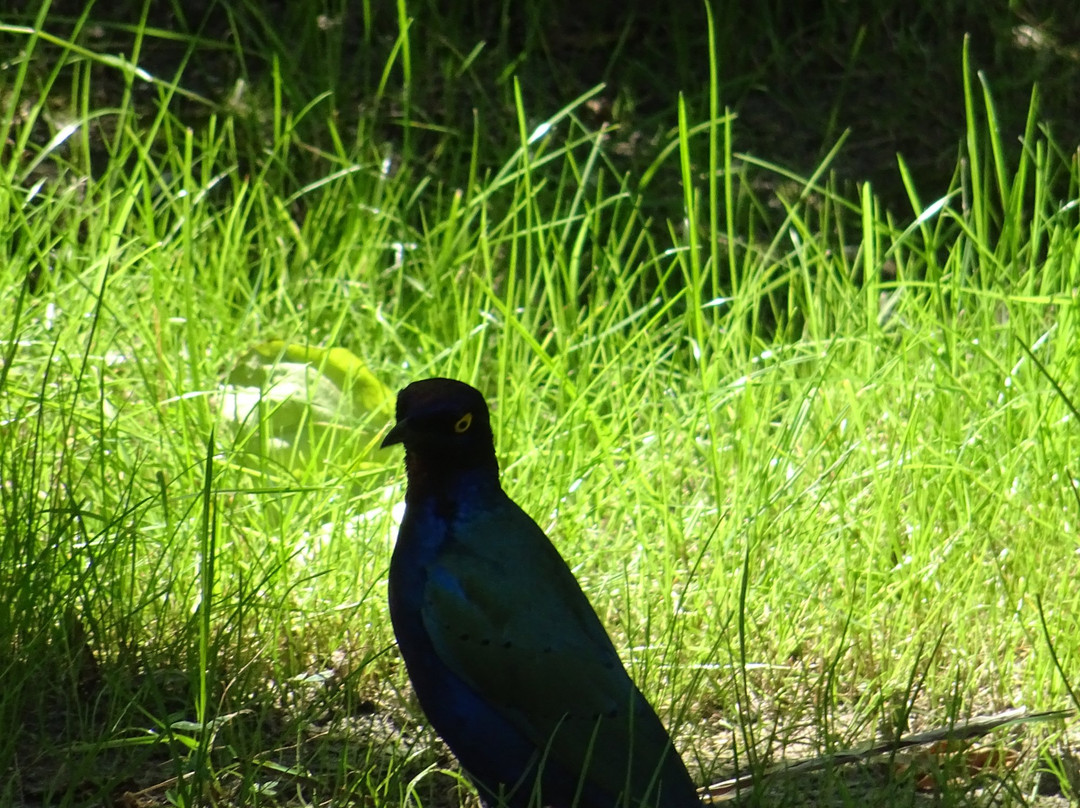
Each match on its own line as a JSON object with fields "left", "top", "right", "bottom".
{"left": 421, "top": 499, "right": 679, "bottom": 798}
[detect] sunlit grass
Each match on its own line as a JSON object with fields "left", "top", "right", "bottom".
{"left": 1, "top": 4, "right": 1078, "bottom": 807}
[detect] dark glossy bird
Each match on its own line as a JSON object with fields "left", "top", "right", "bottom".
{"left": 381, "top": 378, "right": 700, "bottom": 808}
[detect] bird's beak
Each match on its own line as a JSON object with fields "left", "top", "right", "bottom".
{"left": 381, "top": 418, "right": 409, "bottom": 449}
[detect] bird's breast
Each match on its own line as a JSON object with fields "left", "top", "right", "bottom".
{"left": 388, "top": 492, "right": 478, "bottom": 616}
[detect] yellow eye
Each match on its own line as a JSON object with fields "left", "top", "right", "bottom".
{"left": 454, "top": 412, "right": 473, "bottom": 433}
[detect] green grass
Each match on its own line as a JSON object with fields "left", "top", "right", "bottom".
{"left": 2, "top": 2, "right": 1079, "bottom": 806}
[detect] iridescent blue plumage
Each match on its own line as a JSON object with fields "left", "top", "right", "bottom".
{"left": 382, "top": 378, "right": 700, "bottom": 808}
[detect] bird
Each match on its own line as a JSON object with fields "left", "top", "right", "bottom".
{"left": 381, "top": 377, "right": 701, "bottom": 808}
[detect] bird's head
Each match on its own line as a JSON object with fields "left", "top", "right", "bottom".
{"left": 381, "top": 378, "right": 497, "bottom": 478}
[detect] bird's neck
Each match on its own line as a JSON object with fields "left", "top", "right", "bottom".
{"left": 403, "top": 451, "right": 502, "bottom": 505}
